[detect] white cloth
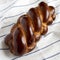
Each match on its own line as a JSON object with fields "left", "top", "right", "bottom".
{"left": 0, "top": 0, "right": 60, "bottom": 60}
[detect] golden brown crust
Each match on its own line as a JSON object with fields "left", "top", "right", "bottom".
{"left": 41, "top": 23, "right": 48, "bottom": 35}
{"left": 5, "top": 2, "right": 56, "bottom": 56}
{"left": 49, "top": 6, "right": 56, "bottom": 20}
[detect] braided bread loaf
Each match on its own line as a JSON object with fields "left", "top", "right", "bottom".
{"left": 5, "top": 2, "right": 56, "bottom": 56}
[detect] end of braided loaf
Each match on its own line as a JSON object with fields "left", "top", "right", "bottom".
{"left": 5, "top": 2, "right": 56, "bottom": 56}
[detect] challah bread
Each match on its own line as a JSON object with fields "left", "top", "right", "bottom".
{"left": 5, "top": 2, "right": 56, "bottom": 56}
